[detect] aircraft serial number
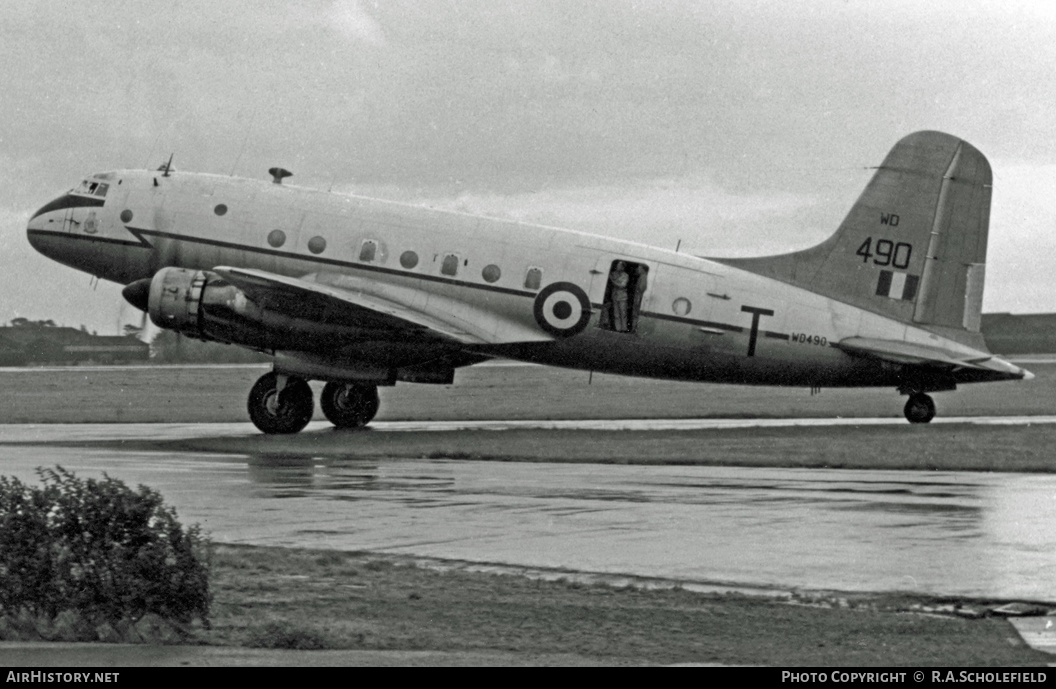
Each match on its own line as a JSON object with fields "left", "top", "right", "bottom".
{"left": 855, "top": 237, "right": 912, "bottom": 269}
{"left": 790, "top": 333, "right": 828, "bottom": 346}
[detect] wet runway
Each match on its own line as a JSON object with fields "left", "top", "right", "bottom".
{"left": 3, "top": 421, "right": 1056, "bottom": 602}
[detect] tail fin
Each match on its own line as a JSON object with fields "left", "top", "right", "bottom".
{"left": 714, "top": 131, "right": 992, "bottom": 348}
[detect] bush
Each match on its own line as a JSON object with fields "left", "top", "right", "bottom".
{"left": 0, "top": 467, "right": 210, "bottom": 634}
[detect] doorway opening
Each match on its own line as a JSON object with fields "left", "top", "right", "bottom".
{"left": 599, "top": 260, "right": 649, "bottom": 333}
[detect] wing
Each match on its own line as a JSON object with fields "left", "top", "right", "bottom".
{"left": 210, "top": 266, "right": 550, "bottom": 345}
{"left": 836, "top": 337, "right": 1032, "bottom": 382}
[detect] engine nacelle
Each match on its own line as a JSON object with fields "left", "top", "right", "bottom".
{"left": 142, "top": 268, "right": 462, "bottom": 377}
{"left": 147, "top": 267, "right": 271, "bottom": 347}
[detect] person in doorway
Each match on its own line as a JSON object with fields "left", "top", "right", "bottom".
{"left": 629, "top": 264, "right": 648, "bottom": 333}
{"left": 609, "top": 261, "right": 630, "bottom": 332}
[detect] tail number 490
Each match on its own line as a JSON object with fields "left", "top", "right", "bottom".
{"left": 856, "top": 238, "right": 912, "bottom": 269}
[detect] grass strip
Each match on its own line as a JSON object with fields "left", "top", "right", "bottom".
{"left": 201, "top": 544, "right": 1049, "bottom": 666}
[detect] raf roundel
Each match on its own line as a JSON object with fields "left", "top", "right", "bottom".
{"left": 533, "top": 282, "right": 592, "bottom": 337}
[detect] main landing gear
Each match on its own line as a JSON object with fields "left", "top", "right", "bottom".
{"left": 320, "top": 381, "right": 380, "bottom": 429}
{"left": 247, "top": 372, "right": 380, "bottom": 434}
{"left": 903, "top": 392, "right": 936, "bottom": 424}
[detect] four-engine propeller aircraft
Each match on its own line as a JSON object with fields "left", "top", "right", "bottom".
{"left": 27, "top": 131, "right": 1031, "bottom": 433}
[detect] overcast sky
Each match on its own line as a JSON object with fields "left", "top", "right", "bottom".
{"left": 2, "top": 0, "right": 1054, "bottom": 334}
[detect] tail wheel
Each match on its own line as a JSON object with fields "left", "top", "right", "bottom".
{"left": 320, "top": 381, "right": 380, "bottom": 429}
{"left": 903, "top": 393, "right": 936, "bottom": 424}
{"left": 248, "top": 372, "right": 314, "bottom": 434}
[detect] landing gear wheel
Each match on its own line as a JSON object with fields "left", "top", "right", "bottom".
{"left": 247, "top": 372, "right": 314, "bottom": 434}
{"left": 320, "top": 382, "right": 380, "bottom": 429}
{"left": 903, "top": 393, "right": 936, "bottom": 424}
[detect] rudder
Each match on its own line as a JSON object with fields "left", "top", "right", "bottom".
{"left": 714, "top": 131, "right": 992, "bottom": 348}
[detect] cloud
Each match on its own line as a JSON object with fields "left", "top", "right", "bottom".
{"left": 983, "top": 162, "right": 1056, "bottom": 313}
{"left": 324, "top": 0, "right": 387, "bottom": 46}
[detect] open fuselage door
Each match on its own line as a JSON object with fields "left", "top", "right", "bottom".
{"left": 589, "top": 256, "right": 653, "bottom": 334}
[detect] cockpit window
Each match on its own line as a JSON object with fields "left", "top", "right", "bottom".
{"left": 73, "top": 180, "right": 109, "bottom": 198}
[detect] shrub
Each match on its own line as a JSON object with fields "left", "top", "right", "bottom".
{"left": 0, "top": 467, "right": 210, "bottom": 633}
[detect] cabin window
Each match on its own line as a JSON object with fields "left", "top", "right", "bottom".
{"left": 524, "top": 267, "right": 542, "bottom": 290}
{"left": 441, "top": 254, "right": 459, "bottom": 276}
{"left": 599, "top": 260, "right": 649, "bottom": 333}
{"left": 120, "top": 210, "right": 133, "bottom": 223}
{"left": 214, "top": 204, "right": 228, "bottom": 216}
{"left": 359, "top": 240, "right": 377, "bottom": 262}
{"left": 672, "top": 297, "right": 691, "bottom": 316}
{"left": 307, "top": 236, "right": 327, "bottom": 254}
{"left": 482, "top": 264, "right": 501, "bottom": 283}
{"left": 267, "top": 229, "right": 286, "bottom": 248}
{"left": 400, "top": 250, "right": 418, "bottom": 269}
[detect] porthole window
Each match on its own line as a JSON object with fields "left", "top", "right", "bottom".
{"left": 672, "top": 297, "right": 692, "bottom": 316}
{"left": 441, "top": 254, "right": 459, "bottom": 276}
{"left": 119, "top": 209, "right": 133, "bottom": 223}
{"left": 214, "top": 204, "right": 227, "bottom": 216}
{"left": 360, "top": 240, "right": 377, "bottom": 262}
{"left": 307, "top": 236, "right": 327, "bottom": 254}
{"left": 400, "top": 250, "right": 419, "bottom": 269}
{"left": 524, "top": 267, "right": 542, "bottom": 290}
{"left": 267, "top": 229, "right": 286, "bottom": 248}
{"left": 482, "top": 264, "right": 501, "bottom": 283}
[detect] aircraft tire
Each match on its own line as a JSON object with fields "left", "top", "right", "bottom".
{"left": 320, "top": 381, "right": 380, "bottom": 429}
{"left": 903, "top": 393, "right": 936, "bottom": 424}
{"left": 248, "top": 372, "right": 314, "bottom": 434}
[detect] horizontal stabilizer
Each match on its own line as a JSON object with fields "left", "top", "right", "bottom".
{"left": 836, "top": 337, "right": 1031, "bottom": 381}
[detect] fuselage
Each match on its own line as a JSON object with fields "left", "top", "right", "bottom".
{"left": 25, "top": 168, "right": 1016, "bottom": 389}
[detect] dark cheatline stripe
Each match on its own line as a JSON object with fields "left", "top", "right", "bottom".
{"left": 128, "top": 227, "right": 535, "bottom": 298}
{"left": 698, "top": 320, "right": 745, "bottom": 333}
{"left": 646, "top": 312, "right": 744, "bottom": 333}
{"left": 46, "top": 224, "right": 786, "bottom": 340}
{"left": 30, "top": 194, "right": 104, "bottom": 220}
{"left": 27, "top": 229, "right": 147, "bottom": 249}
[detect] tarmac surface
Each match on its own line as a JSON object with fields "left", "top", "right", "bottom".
{"left": 4, "top": 419, "right": 1056, "bottom": 602}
